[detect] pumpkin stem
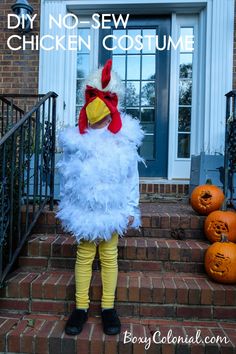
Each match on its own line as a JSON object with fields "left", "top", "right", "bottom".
{"left": 206, "top": 178, "right": 212, "bottom": 185}
{"left": 221, "top": 234, "right": 229, "bottom": 242}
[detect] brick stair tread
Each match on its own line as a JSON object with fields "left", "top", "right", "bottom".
{"left": 140, "top": 202, "right": 196, "bottom": 215}
{"left": 23, "top": 234, "right": 209, "bottom": 258}
{"left": 19, "top": 236, "right": 209, "bottom": 273}
{"left": 2, "top": 269, "right": 236, "bottom": 307}
{"left": 23, "top": 202, "right": 206, "bottom": 239}
{"left": 23, "top": 200, "right": 195, "bottom": 215}
{"left": 0, "top": 312, "right": 235, "bottom": 353}
{"left": 22, "top": 200, "right": 205, "bottom": 218}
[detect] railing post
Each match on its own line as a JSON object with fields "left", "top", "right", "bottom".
{"left": 223, "top": 91, "right": 236, "bottom": 210}
{"left": 33, "top": 109, "right": 40, "bottom": 216}
{"left": 49, "top": 95, "right": 56, "bottom": 211}
{"left": 223, "top": 95, "right": 231, "bottom": 210}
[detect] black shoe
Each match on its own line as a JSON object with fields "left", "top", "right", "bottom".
{"left": 65, "top": 309, "right": 88, "bottom": 335}
{"left": 101, "top": 308, "right": 121, "bottom": 335}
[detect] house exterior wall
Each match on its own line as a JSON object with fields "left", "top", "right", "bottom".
{"left": 233, "top": 0, "right": 236, "bottom": 89}
{"left": 0, "top": 0, "right": 40, "bottom": 96}
{"left": 0, "top": 1, "right": 235, "bottom": 94}
{"left": 0, "top": 0, "right": 236, "bottom": 178}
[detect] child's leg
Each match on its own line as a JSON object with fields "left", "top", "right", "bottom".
{"left": 75, "top": 240, "right": 97, "bottom": 309}
{"left": 98, "top": 232, "right": 119, "bottom": 309}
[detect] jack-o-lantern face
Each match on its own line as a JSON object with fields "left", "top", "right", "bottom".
{"left": 190, "top": 184, "right": 225, "bottom": 215}
{"left": 207, "top": 253, "right": 231, "bottom": 276}
{"left": 199, "top": 191, "right": 213, "bottom": 206}
{"left": 204, "top": 211, "right": 236, "bottom": 243}
{"left": 205, "top": 237, "right": 236, "bottom": 284}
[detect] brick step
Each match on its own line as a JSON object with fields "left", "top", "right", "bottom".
{"left": 21, "top": 202, "right": 205, "bottom": 239}
{"left": 19, "top": 235, "right": 209, "bottom": 273}
{"left": 140, "top": 181, "right": 189, "bottom": 195}
{"left": 1, "top": 270, "right": 235, "bottom": 321}
{"left": 1, "top": 312, "right": 235, "bottom": 354}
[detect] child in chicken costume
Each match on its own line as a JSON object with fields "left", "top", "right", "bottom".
{"left": 56, "top": 59, "right": 145, "bottom": 336}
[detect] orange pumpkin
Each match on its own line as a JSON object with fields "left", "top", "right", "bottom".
{"left": 190, "top": 183, "right": 225, "bottom": 215}
{"left": 204, "top": 210, "right": 236, "bottom": 243}
{"left": 204, "top": 235, "right": 236, "bottom": 284}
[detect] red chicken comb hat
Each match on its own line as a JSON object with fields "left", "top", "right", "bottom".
{"left": 78, "top": 59, "right": 122, "bottom": 134}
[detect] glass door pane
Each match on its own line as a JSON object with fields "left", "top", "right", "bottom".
{"left": 100, "top": 16, "right": 171, "bottom": 177}
{"left": 112, "top": 28, "right": 156, "bottom": 161}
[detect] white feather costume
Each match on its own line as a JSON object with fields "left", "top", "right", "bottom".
{"left": 56, "top": 113, "right": 145, "bottom": 244}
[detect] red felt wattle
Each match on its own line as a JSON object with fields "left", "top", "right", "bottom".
{"left": 101, "top": 59, "right": 112, "bottom": 89}
{"left": 78, "top": 106, "right": 88, "bottom": 134}
{"left": 107, "top": 110, "right": 122, "bottom": 134}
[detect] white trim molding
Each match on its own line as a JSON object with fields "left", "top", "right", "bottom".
{"left": 168, "top": 14, "right": 199, "bottom": 179}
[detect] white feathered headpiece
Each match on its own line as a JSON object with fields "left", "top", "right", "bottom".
{"left": 78, "top": 59, "right": 124, "bottom": 135}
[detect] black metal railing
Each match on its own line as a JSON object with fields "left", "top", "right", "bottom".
{"left": 0, "top": 94, "right": 46, "bottom": 139}
{"left": 223, "top": 91, "right": 236, "bottom": 210}
{"left": 0, "top": 92, "right": 57, "bottom": 285}
{"left": 0, "top": 96, "right": 25, "bottom": 138}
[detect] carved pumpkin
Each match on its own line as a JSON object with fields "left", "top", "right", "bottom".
{"left": 204, "top": 235, "right": 236, "bottom": 284}
{"left": 204, "top": 210, "right": 236, "bottom": 243}
{"left": 190, "top": 183, "right": 225, "bottom": 215}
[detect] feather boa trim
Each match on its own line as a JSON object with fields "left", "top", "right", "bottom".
{"left": 56, "top": 113, "right": 145, "bottom": 243}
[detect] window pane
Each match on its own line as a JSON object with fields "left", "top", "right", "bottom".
{"left": 140, "top": 134, "right": 154, "bottom": 159}
{"left": 126, "top": 108, "right": 139, "bottom": 119}
{"left": 180, "top": 27, "right": 194, "bottom": 52}
{"left": 78, "top": 28, "right": 90, "bottom": 53}
{"left": 127, "top": 29, "right": 141, "bottom": 53}
{"left": 181, "top": 27, "right": 193, "bottom": 37}
{"left": 75, "top": 106, "right": 82, "bottom": 124}
{"left": 142, "top": 55, "right": 156, "bottom": 80}
{"left": 142, "top": 122, "right": 154, "bottom": 134}
{"left": 113, "top": 55, "right": 126, "bottom": 80}
{"left": 179, "top": 80, "right": 192, "bottom": 105}
{"left": 141, "top": 81, "right": 155, "bottom": 106}
{"left": 127, "top": 55, "right": 141, "bottom": 80}
{"left": 178, "top": 107, "right": 191, "bottom": 132}
{"left": 76, "top": 80, "right": 85, "bottom": 105}
{"left": 112, "top": 29, "right": 126, "bottom": 54}
{"left": 177, "top": 27, "right": 194, "bottom": 159}
{"left": 142, "top": 29, "right": 156, "bottom": 53}
{"left": 141, "top": 108, "right": 155, "bottom": 122}
{"left": 126, "top": 82, "right": 140, "bottom": 106}
{"left": 180, "top": 54, "right": 192, "bottom": 78}
{"left": 178, "top": 133, "right": 190, "bottom": 158}
{"left": 77, "top": 54, "right": 90, "bottom": 78}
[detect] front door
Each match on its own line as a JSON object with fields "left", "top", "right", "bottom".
{"left": 99, "top": 16, "right": 170, "bottom": 177}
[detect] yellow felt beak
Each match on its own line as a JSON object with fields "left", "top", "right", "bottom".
{"left": 86, "top": 97, "right": 111, "bottom": 125}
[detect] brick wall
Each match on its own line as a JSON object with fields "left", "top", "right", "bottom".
{"left": 0, "top": 0, "right": 40, "bottom": 96}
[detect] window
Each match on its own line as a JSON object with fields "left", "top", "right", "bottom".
{"left": 112, "top": 28, "right": 157, "bottom": 159}
{"left": 177, "top": 27, "right": 194, "bottom": 158}
{"left": 75, "top": 28, "right": 90, "bottom": 122}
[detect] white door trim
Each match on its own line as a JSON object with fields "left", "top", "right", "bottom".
{"left": 168, "top": 14, "right": 199, "bottom": 179}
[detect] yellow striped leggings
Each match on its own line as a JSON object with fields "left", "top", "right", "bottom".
{"left": 75, "top": 232, "right": 119, "bottom": 309}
